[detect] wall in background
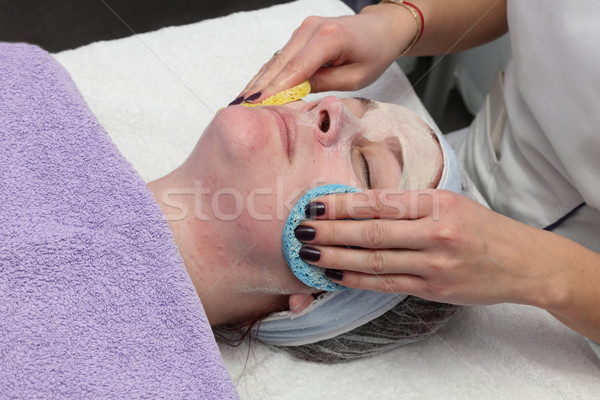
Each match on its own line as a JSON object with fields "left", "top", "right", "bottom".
{"left": 0, "top": 0, "right": 292, "bottom": 52}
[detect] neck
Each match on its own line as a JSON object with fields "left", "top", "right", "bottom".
{"left": 146, "top": 168, "right": 286, "bottom": 326}
{"left": 147, "top": 169, "right": 230, "bottom": 325}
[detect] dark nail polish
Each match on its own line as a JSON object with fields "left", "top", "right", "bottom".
{"left": 294, "top": 225, "right": 316, "bottom": 241}
{"left": 305, "top": 202, "right": 326, "bottom": 218}
{"left": 299, "top": 246, "right": 321, "bottom": 262}
{"left": 228, "top": 96, "right": 244, "bottom": 106}
{"left": 325, "top": 269, "right": 344, "bottom": 281}
{"left": 244, "top": 92, "right": 261, "bottom": 103}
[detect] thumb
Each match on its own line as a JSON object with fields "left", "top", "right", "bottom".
{"left": 309, "top": 64, "right": 377, "bottom": 93}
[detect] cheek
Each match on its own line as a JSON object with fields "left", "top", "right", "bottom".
{"left": 235, "top": 158, "right": 358, "bottom": 247}
{"left": 297, "top": 145, "right": 360, "bottom": 188}
{"left": 208, "top": 107, "right": 275, "bottom": 163}
{"left": 313, "top": 153, "right": 361, "bottom": 188}
{"left": 229, "top": 183, "right": 296, "bottom": 255}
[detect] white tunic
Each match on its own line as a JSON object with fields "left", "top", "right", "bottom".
{"left": 455, "top": 1, "right": 600, "bottom": 355}
{"left": 457, "top": 1, "right": 600, "bottom": 252}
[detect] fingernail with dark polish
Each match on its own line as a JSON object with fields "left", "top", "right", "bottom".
{"left": 325, "top": 269, "right": 344, "bottom": 281}
{"left": 305, "top": 202, "right": 326, "bottom": 218}
{"left": 294, "top": 225, "right": 316, "bottom": 241}
{"left": 228, "top": 96, "right": 244, "bottom": 106}
{"left": 299, "top": 246, "right": 321, "bottom": 262}
{"left": 244, "top": 92, "right": 261, "bottom": 103}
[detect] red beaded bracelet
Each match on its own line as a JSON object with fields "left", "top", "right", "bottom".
{"left": 380, "top": 0, "right": 425, "bottom": 56}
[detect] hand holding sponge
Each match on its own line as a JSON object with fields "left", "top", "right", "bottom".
{"left": 242, "top": 80, "right": 311, "bottom": 107}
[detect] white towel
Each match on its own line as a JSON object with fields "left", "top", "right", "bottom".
{"left": 54, "top": 0, "right": 600, "bottom": 398}
{"left": 54, "top": 0, "right": 425, "bottom": 183}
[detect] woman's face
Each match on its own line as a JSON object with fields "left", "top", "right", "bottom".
{"left": 184, "top": 97, "right": 443, "bottom": 322}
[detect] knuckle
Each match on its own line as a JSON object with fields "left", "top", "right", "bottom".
{"left": 430, "top": 221, "right": 459, "bottom": 245}
{"left": 330, "top": 195, "right": 345, "bottom": 219}
{"left": 301, "top": 15, "right": 321, "bottom": 29}
{"left": 256, "top": 62, "right": 270, "bottom": 76}
{"left": 426, "top": 282, "right": 453, "bottom": 299}
{"left": 285, "top": 55, "right": 307, "bottom": 76}
{"left": 379, "top": 275, "right": 400, "bottom": 293}
{"left": 316, "top": 21, "right": 343, "bottom": 37}
{"left": 372, "top": 192, "right": 388, "bottom": 214}
{"left": 365, "top": 251, "right": 385, "bottom": 275}
{"left": 363, "top": 220, "right": 386, "bottom": 247}
{"left": 327, "top": 247, "right": 341, "bottom": 269}
{"left": 438, "top": 190, "right": 460, "bottom": 211}
{"left": 353, "top": 273, "right": 366, "bottom": 290}
{"left": 329, "top": 224, "right": 337, "bottom": 245}
{"left": 270, "top": 53, "right": 286, "bottom": 70}
{"left": 426, "top": 253, "right": 452, "bottom": 276}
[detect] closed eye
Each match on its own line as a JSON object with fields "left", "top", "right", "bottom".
{"left": 360, "top": 151, "right": 372, "bottom": 189}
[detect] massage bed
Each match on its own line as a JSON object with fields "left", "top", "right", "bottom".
{"left": 46, "top": 0, "right": 600, "bottom": 398}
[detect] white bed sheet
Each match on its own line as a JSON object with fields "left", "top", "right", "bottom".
{"left": 54, "top": 0, "right": 600, "bottom": 398}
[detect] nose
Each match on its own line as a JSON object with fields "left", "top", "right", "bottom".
{"left": 311, "top": 96, "right": 344, "bottom": 147}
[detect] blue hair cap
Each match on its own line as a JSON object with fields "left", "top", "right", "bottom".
{"left": 282, "top": 184, "right": 359, "bottom": 291}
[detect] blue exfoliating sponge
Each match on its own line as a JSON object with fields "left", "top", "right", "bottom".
{"left": 282, "top": 184, "right": 359, "bottom": 291}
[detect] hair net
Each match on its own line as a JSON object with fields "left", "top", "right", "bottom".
{"left": 277, "top": 296, "right": 458, "bottom": 363}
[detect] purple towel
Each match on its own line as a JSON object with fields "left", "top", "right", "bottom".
{"left": 0, "top": 43, "right": 238, "bottom": 399}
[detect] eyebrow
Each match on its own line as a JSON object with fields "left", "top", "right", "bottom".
{"left": 355, "top": 97, "right": 376, "bottom": 113}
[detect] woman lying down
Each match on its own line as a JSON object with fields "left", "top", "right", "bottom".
{"left": 148, "top": 93, "right": 463, "bottom": 363}
{"left": 0, "top": 43, "right": 462, "bottom": 398}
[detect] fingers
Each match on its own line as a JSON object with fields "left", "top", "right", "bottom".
{"left": 309, "top": 189, "right": 443, "bottom": 220}
{"left": 329, "top": 269, "right": 427, "bottom": 295}
{"left": 240, "top": 15, "right": 366, "bottom": 102}
{"left": 298, "top": 219, "right": 427, "bottom": 249}
{"left": 297, "top": 244, "right": 430, "bottom": 295}
{"left": 239, "top": 17, "right": 323, "bottom": 101}
{"left": 301, "top": 244, "right": 427, "bottom": 276}
{"left": 243, "top": 39, "right": 339, "bottom": 102}
{"left": 309, "top": 63, "right": 370, "bottom": 93}
{"left": 240, "top": 19, "right": 316, "bottom": 97}
{"left": 256, "top": 25, "right": 350, "bottom": 96}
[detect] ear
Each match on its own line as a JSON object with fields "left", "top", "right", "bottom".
{"left": 288, "top": 293, "right": 314, "bottom": 314}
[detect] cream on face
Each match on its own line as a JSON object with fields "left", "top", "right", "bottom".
{"left": 278, "top": 97, "right": 443, "bottom": 192}
{"left": 186, "top": 97, "right": 444, "bottom": 317}
{"left": 356, "top": 101, "right": 443, "bottom": 190}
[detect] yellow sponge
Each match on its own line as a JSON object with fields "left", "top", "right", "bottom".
{"left": 241, "top": 80, "right": 311, "bottom": 107}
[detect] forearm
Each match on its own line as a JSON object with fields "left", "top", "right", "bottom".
{"left": 516, "top": 225, "right": 600, "bottom": 343}
{"left": 367, "top": 0, "right": 508, "bottom": 57}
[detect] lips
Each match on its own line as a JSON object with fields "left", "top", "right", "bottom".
{"left": 268, "top": 107, "right": 296, "bottom": 160}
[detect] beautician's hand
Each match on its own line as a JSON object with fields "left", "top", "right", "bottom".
{"left": 295, "top": 189, "right": 561, "bottom": 307}
{"left": 235, "top": 3, "right": 416, "bottom": 104}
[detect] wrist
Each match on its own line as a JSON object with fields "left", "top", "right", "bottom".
{"left": 485, "top": 216, "right": 568, "bottom": 310}
{"left": 516, "top": 228, "right": 573, "bottom": 313}
{"left": 532, "top": 231, "right": 600, "bottom": 342}
{"left": 360, "top": 2, "right": 418, "bottom": 58}
{"left": 379, "top": 0, "right": 424, "bottom": 56}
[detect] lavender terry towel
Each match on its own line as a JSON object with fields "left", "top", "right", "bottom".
{"left": 0, "top": 43, "right": 238, "bottom": 399}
